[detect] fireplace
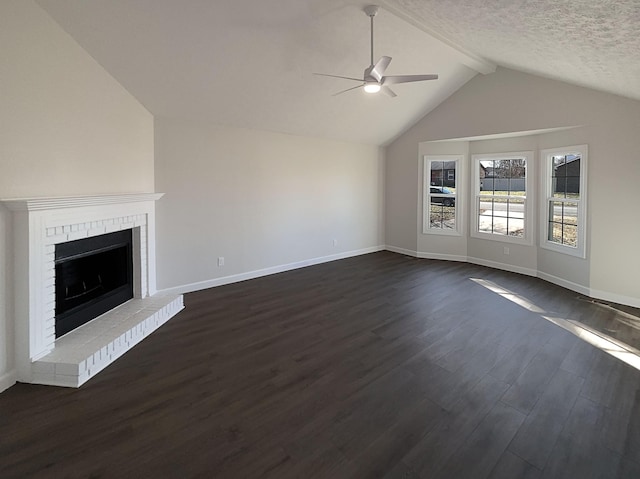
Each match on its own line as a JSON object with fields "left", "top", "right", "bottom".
{"left": 55, "top": 230, "right": 134, "bottom": 338}
{"left": 1, "top": 193, "right": 184, "bottom": 387}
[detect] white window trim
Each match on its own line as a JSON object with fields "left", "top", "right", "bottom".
{"left": 423, "top": 155, "right": 462, "bottom": 236}
{"left": 540, "top": 145, "right": 588, "bottom": 258}
{"left": 471, "top": 151, "right": 535, "bottom": 245}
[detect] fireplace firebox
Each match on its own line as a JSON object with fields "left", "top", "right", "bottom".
{"left": 55, "top": 229, "right": 134, "bottom": 338}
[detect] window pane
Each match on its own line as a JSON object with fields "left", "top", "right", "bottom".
{"left": 507, "top": 198, "right": 525, "bottom": 237}
{"left": 549, "top": 222, "right": 563, "bottom": 243}
{"left": 480, "top": 160, "right": 495, "bottom": 193}
{"left": 564, "top": 201, "right": 578, "bottom": 225}
{"left": 478, "top": 198, "right": 506, "bottom": 235}
{"left": 552, "top": 155, "right": 581, "bottom": 198}
{"left": 475, "top": 153, "right": 530, "bottom": 241}
{"left": 430, "top": 204, "right": 455, "bottom": 229}
{"left": 548, "top": 200, "right": 578, "bottom": 247}
{"left": 507, "top": 198, "right": 525, "bottom": 216}
{"left": 493, "top": 197, "right": 508, "bottom": 218}
{"left": 425, "top": 158, "right": 458, "bottom": 234}
{"left": 549, "top": 201, "right": 563, "bottom": 225}
{"left": 563, "top": 225, "right": 578, "bottom": 247}
{"left": 478, "top": 214, "right": 496, "bottom": 234}
{"left": 477, "top": 195, "right": 526, "bottom": 237}
{"left": 552, "top": 156, "right": 565, "bottom": 177}
{"left": 544, "top": 147, "right": 585, "bottom": 256}
{"left": 430, "top": 161, "right": 444, "bottom": 187}
{"left": 508, "top": 218, "right": 525, "bottom": 237}
{"left": 478, "top": 197, "right": 494, "bottom": 233}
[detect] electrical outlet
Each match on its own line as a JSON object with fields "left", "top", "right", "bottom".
{"left": 218, "top": 256, "right": 225, "bottom": 266}
{"left": 333, "top": 239, "right": 338, "bottom": 247}
{"left": 503, "top": 247, "right": 509, "bottom": 255}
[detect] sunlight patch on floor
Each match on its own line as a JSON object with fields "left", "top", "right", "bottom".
{"left": 471, "top": 277, "right": 640, "bottom": 372}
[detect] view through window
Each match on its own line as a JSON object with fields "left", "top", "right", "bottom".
{"left": 472, "top": 151, "right": 533, "bottom": 244}
{"left": 424, "top": 157, "right": 459, "bottom": 234}
{"left": 541, "top": 145, "right": 587, "bottom": 257}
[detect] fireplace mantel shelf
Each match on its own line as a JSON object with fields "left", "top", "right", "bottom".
{"left": 1, "top": 193, "right": 164, "bottom": 211}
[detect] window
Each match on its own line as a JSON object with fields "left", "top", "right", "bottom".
{"left": 424, "top": 156, "right": 460, "bottom": 235}
{"left": 540, "top": 145, "right": 587, "bottom": 258}
{"left": 472, "top": 151, "right": 534, "bottom": 244}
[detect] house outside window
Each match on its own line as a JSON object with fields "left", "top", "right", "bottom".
{"left": 424, "top": 156, "right": 461, "bottom": 235}
{"left": 540, "top": 145, "right": 587, "bottom": 258}
{"left": 472, "top": 151, "right": 534, "bottom": 244}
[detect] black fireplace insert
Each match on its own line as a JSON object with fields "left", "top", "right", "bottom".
{"left": 54, "top": 229, "right": 134, "bottom": 338}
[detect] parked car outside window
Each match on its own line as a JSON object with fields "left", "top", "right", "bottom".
{"left": 430, "top": 186, "right": 455, "bottom": 207}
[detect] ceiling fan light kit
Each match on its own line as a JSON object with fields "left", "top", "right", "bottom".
{"left": 314, "top": 5, "right": 438, "bottom": 97}
{"left": 364, "top": 82, "right": 381, "bottom": 93}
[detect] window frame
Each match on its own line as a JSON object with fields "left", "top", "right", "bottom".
{"left": 540, "top": 145, "right": 588, "bottom": 258}
{"left": 423, "top": 155, "right": 462, "bottom": 236}
{"left": 471, "top": 151, "right": 535, "bottom": 245}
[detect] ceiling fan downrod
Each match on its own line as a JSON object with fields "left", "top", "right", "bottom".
{"left": 364, "top": 5, "right": 379, "bottom": 68}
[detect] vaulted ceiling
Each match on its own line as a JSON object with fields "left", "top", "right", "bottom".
{"left": 36, "top": 0, "right": 640, "bottom": 146}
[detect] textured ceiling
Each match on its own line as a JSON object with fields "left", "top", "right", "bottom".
{"left": 34, "top": 0, "right": 640, "bottom": 147}
{"left": 383, "top": 0, "right": 640, "bottom": 101}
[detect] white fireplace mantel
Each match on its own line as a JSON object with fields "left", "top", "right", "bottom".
{"left": 2, "top": 193, "right": 183, "bottom": 387}
{"left": 2, "top": 193, "right": 165, "bottom": 212}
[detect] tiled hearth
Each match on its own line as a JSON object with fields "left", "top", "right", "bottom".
{"left": 2, "top": 193, "right": 183, "bottom": 387}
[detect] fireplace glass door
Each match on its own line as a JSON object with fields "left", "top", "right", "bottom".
{"left": 54, "top": 229, "right": 134, "bottom": 338}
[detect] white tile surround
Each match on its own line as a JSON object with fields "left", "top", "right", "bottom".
{"left": 2, "top": 194, "right": 184, "bottom": 387}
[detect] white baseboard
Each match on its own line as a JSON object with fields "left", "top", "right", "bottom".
{"left": 417, "top": 251, "right": 468, "bottom": 263}
{"left": 159, "top": 243, "right": 640, "bottom": 309}
{"left": 384, "top": 245, "right": 418, "bottom": 257}
{"left": 160, "top": 246, "right": 385, "bottom": 295}
{"left": 386, "top": 247, "right": 639, "bottom": 308}
{"left": 468, "top": 256, "right": 538, "bottom": 277}
{"left": 0, "top": 369, "right": 17, "bottom": 394}
{"left": 537, "top": 271, "right": 590, "bottom": 296}
{"left": 589, "top": 288, "right": 640, "bottom": 309}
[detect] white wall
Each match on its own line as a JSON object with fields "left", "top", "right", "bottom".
{"left": 0, "top": 1, "right": 154, "bottom": 392}
{"left": 385, "top": 132, "right": 419, "bottom": 253}
{"left": 386, "top": 67, "right": 640, "bottom": 307}
{"left": 154, "top": 118, "right": 385, "bottom": 292}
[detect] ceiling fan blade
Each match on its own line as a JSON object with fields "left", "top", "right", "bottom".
{"left": 332, "top": 84, "right": 364, "bottom": 96}
{"left": 382, "top": 74, "right": 438, "bottom": 85}
{"left": 382, "top": 86, "right": 397, "bottom": 98}
{"left": 313, "top": 73, "right": 364, "bottom": 82}
{"left": 369, "top": 56, "right": 392, "bottom": 82}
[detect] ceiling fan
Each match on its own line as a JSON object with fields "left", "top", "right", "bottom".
{"left": 314, "top": 5, "right": 438, "bottom": 97}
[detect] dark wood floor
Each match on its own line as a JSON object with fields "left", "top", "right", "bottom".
{"left": 2, "top": 251, "right": 640, "bottom": 478}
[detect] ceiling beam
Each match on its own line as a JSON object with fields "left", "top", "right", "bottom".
{"left": 379, "top": 1, "right": 496, "bottom": 75}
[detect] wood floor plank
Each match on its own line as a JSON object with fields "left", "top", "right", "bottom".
{"left": 487, "top": 451, "right": 541, "bottom": 479}
{"left": 431, "top": 401, "right": 526, "bottom": 479}
{"left": 488, "top": 317, "right": 559, "bottom": 385}
{"left": 501, "top": 328, "right": 577, "bottom": 414}
{"left": 347, "top": 395, "right": 446, "bottom": 478}
{"left": 508, "top": 368, "right": 585, "bottom": 469}
{"left": 401, "top": 373, "right": 510, "bottom": 477}
{"left": 537, "top": 394, "right": 622, "bottom": 479}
